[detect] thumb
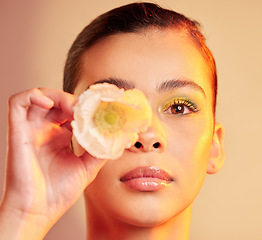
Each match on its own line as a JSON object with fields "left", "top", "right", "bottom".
{"left": 80, "top": 152, "right": 107, "bottom": 184}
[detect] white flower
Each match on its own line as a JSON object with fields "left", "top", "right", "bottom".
{"left": 71, "top": 83, "right": 152, "bottom": 160}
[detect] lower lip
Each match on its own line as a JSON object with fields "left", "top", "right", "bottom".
{"left": 121, "top": 177, "right": 171, "bottom": 192}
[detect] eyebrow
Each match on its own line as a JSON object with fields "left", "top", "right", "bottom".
{"left": 90, "top": 77, "right": 206, "bottom": 97}
{"left": 156, "top": 79, "right": 206, "bottom": 97}
{"left": 90, "top": 78, "right": 135, "bottom": 90}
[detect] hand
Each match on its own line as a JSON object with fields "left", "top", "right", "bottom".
{"left": 0, "top": 88, "right": 106, "bottom": 239}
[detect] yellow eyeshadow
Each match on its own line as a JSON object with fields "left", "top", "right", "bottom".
{"left": 160, "top": 97, "right": 199, "bottom": 113}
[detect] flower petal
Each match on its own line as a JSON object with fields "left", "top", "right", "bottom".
{"left": 72, "top": 83, "right": 152, "bottom": 160}
{"left": 90, "top": 83, "right": 124, "bottom": 102}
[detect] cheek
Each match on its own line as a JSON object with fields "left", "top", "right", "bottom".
{"left": 164, "top": 118, "right": 213, "bottom": 207}
{"left": 166, "top": 118, "right": 213, "bottom": 180}
{"left": 83, "top": 159, "right": 135, "bottom": 222}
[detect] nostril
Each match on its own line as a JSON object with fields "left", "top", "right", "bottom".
{"left": 134, "top": 142, "right": 142, "bottom": 149}
{"left": 134, "top": 141, "right": 161, "bottom": 150}
{"left": 153, "top": 142, "right": 160, "bottom": 148}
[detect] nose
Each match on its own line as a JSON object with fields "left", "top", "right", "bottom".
{"left": 129, "top": 115, "right": 167, "bottom": 153}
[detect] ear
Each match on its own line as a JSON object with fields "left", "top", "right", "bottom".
{"left": 207, "top": 123, "right": 225, "bottom": 174}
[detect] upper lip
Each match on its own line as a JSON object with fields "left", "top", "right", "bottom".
{"left": 120, "top": 166, "right": 174, "bottom": 182}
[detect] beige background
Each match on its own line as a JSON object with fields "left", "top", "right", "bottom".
{"left": 1, "top": 0, "right": 261, "bottom": 239}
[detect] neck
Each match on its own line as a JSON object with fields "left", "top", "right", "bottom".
{"left": 85, "top": 197, "right": 192, "bottom": 240}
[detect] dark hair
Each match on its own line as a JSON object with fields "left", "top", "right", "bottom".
{"left": 63, "top": 2, "right": 217, "bottom": 114}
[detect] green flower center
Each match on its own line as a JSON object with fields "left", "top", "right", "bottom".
{"left": 104, "top": 112, "right": 117, "bottom": 124}
{"left": 94, "top": 102, "right": 127, "bottom": 134}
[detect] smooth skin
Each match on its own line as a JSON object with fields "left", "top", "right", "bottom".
{"left": 0, "top": 29, "right": 224, "bottom": 240}
{"left": 72, "top": 30, "right": 225, "bottom": 240}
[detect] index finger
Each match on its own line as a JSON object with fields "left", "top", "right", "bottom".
{"left": 39, "top": 88, "right": 77, "bottom": 119}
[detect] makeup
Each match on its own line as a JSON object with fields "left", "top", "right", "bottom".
{"left": 161, "top": 97, "right": 199, "bottom": 115}
{"left": 120, "top": 166, "right": 173, "bottom": 192}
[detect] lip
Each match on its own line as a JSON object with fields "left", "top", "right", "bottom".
{"left": 120, "top": 166, "right": 173, "bottom": 192}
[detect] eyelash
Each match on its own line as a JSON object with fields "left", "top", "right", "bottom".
{"left": 161, "top": 98, "right": 199, "bottom": 115}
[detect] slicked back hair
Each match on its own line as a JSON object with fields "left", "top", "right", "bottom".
{"left": 63, "top": 2, "right": 217, "bottom": 114}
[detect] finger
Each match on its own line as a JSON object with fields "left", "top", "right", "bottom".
{"left": 27, "top": 89, "right": 76, "bottom": 124}
{"left": 60, "top": 120, "right": 73, "bottom": 132}
{"left": 27, "top": 104, "right": 50, "bottom": 121}
{"left": 79, "top": 152, "right": 107, "bottom": 184}
{"left": 45, "top": 108, "right": 71, "bottom": 125}
{"left": 9, "top": 88, "right": 54, "bottom": 122}
{"left": 39, "top": 88, "right": 77, "bottom": 120}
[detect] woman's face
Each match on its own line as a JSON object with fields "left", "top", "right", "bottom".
{"left": 73, "top": 30, "right": 222, "bottom": 226}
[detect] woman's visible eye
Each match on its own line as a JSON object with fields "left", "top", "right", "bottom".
{"left": 161, "top": 98, "right": 199, "bottom": 115}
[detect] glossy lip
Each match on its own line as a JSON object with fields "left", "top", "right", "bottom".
{"left": 120, "top": 166, "right": 173, "bottom": 192}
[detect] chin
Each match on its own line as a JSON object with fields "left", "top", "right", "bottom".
{"left": 109, "top": 198, "right": 183, "bottom": 228}
{"left": 121, "top": 214, "right": 171, "bottom": 228}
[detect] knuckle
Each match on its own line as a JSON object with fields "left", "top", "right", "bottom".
{"left": 8, "top": 94, "right": 16, "bottom": 106}
{"left": 31, "top": 88, "right": 41, "bottom": 96}
{"left": 8, "top": 92, "right": 22, "bottom": 107}
{"left": 37, "top": 87, "right": 45, "bottom": 93}
{"left": 8, "top": 88, "right": 39, "bottom": 107}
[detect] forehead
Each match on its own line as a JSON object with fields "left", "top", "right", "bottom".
{"left": 75, "top": 30, "right": 212, "bottom": 101}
